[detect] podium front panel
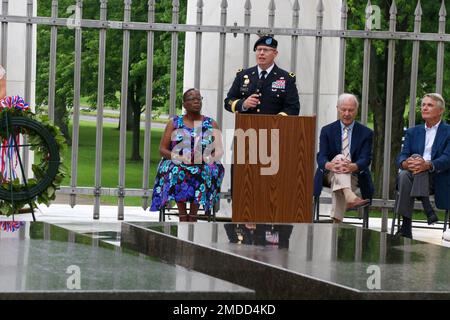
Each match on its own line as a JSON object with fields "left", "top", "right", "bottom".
{"left": 232, "top": 114, "right": 315, "bottom": 223}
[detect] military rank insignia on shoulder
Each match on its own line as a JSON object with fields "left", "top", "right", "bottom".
{"left": 289, "top": 72, "right": 296, "bottom": 78}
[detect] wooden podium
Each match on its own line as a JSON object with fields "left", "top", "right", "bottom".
{"left": 232, "top": 114, "right": 315, "bottom": 223}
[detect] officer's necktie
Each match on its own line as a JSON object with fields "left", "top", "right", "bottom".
{"left": 256, "top": 70, "right": 267, "bottom": 93}
{"left": 260, "top": 70, "right": 267, "bottom": 80}
{"left": 342, "top": 126, "right": 350, "bottom": 160}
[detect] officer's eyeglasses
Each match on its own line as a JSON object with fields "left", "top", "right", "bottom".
{"left": 185, "top": 97, "right": 203, "bottom": 102}
{"left": 255, "top": 48, "right": 275, "bottom": 53}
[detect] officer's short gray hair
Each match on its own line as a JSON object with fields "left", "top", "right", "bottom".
{"left": 337, "top": 93, "right": 359, "bottom": 109}
{"left": 423, "top": 93, "right": 445, "bottom": 109}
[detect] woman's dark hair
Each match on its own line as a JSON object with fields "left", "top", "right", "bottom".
{"left": 183, "top": 88, "right": 198, "bottom": 101}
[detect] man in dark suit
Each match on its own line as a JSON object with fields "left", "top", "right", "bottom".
{"left": 314, "top": 93, "right": 374, "bottom": 223}
{"left": 224, "top": 35, "right": 300, "bottom": 116}
{"left": 395, "top": 93, "right": 450, "bottom": 239}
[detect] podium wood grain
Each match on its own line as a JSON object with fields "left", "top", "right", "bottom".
{"left": 232, "top": 114, "right": 315, "bottom": 223}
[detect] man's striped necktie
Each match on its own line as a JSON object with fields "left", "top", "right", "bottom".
{"left": 342, "top": 126, "right": 350, "bottom": 160}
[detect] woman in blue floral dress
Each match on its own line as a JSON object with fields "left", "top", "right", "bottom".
{"left": 150, "top": 88, "right": 225, "bottom": 221}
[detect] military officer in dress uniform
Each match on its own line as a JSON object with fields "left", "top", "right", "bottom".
{"left": 224, "top": 35, "right": 300, "bottom": 116}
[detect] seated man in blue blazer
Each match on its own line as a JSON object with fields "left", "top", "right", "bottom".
{"left": 395, "top": 93, "right": 450, "bottom": 239}
{"left": 314, "top": 93, "right": 374, "bottom": 223}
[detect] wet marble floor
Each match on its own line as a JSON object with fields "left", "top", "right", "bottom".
{"left": 121, "top": 221, "right": 450, "bottom": 299}
{"left": 0, "top": 221, "right": 253, "bottom": 299}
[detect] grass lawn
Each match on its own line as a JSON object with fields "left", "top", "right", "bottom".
{"left": 61, "top": 120, "right": 164, "bottom": 206}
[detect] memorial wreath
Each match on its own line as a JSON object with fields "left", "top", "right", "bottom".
{"left": 0, "top": 96, "right": 67, "bottom": 216}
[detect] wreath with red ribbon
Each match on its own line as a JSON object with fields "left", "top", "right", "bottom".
{"left": 0, "top": 95, "right": 68, "bottom": 216}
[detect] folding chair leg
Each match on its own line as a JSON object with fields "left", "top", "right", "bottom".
{"left": 159, "top": 206, "right": 166, "bottom": 222}
{"left": 363, "top": 206, "right": 369, "bottom": 229}
{"left": 444, "top": 209, "right": 449, "bottom": 232}
{"left": 391, "top": 209, "right": 397, "bottom": 235}
{"left": 314, "top": 196, "right": 320, "bottom": 222}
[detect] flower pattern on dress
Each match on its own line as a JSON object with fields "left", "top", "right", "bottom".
{"left": 150, "top": 116, "right": 225, "bottom": 212}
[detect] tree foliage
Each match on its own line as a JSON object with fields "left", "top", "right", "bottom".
{"left": 345, "top": 0, "right": 450, "bottom": 198}
{"left": 36, "top": 0, "right": 186, "bottom": 160}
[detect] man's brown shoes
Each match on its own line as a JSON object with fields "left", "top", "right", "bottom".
{"left": 346, "top": 198, "right": 370, "bottom": 210}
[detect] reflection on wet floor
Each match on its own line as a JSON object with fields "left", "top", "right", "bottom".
{"left": 0, "top": 222, "right": 253, "bottom": 299}
{"left": 122, "top": 221, "right": 450, "bottom": 298}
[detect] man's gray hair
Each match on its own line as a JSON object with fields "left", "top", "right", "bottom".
{"left": 423, "top": 93, "right": 445, "bottom": 109}
{"left": 337, "top": 93, "right": 359, "bottom": 109}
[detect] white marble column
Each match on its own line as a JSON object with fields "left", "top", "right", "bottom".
{"left": 0, "top": 0, "right": 37, "bottom": 109}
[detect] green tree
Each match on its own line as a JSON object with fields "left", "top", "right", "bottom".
{"left": 36, "top": 0, "right": 186, "bottom": 161}
{"left": 345, "top": 0, "right": 450, "bottom": 198}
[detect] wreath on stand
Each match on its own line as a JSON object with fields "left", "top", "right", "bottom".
{"left": 0, "top": 96, "right": 68, "bottom": 218}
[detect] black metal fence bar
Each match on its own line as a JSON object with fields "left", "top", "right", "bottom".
{"left": 141, "top": 0, "right": 156, "bottom": 211}
{"left": 243, "top": 0, "right": 251, "bottom": 69}
{"left": 312, "top": 0, "right": 324, "bottom": 161}
{"left": 290, "top": 0, "right": 299, "bottom": 75}
{"left": 47, "top": 0, "right": 58, "bottom": 123}
{"left": 93, "top": 0, "right": 108, "bottom": 219}
{"left": 1, "top": 0, "right": 8, "bottom": 66}
{"left": 436, "top": 1, "right": 446, "bottom": 94}
{"left": 194, "top": 0, "right": 203, "bottom": 89}
{"left": 168, "top": 0, "right": 179, "bottom": 117}
{"left": 408, "top": 1, "right": 422, "bottom": 128}
{"left": 381, "top": 2, "right": 398, "bottom": 232}
{"left": 337, "top": 0, "right": 347, "bottom": 96}
{"left": 361, "top": 1, "right": 372, "bottom": 125}
{"left": 117, "top": 0, "right": 132, "bottom": 220}
{"left": 215, "top": 0, "right": 227, "bottom": 130}
{"left": 69, "top": 0, "right": 83, "bottom": 208}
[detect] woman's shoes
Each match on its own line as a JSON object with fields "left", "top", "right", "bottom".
{"left": 178, "top": 214, "right": 198, "bottom": 222}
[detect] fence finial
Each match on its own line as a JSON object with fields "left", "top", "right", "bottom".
{"left": 268, "top": 0, "right": 276, "bottom": 11}
{"left": 221, "top": 0, "right": 228, "bottom": 9}
{"left": 197, "top": 0, "right": 203, "bottom": 8}
{"left": 317, "top": 0, "right": 324, "bottom": 14}
{"left": 123, "top": 0, "right": 132, "bottom": 9}
{"left": 414, "top": 0, "right": 422, "bottom": 16}
{"left": 245, "top": 0, "right": 251, "bottom": 10}
{"left": 341, "top": 0, "right": 347, "bottom": 14}
{"left": 439, "top": 0, "right": 447, "bottom": 18}
{"left": 365, "top": 0, "right": 372, "bottom": 18}
{"left": 389, "top": 0, "right": 397, "bottom": 16}
{"left": 148, "top": 0, "right": 154, "bottom": 9}
{"left": 293, "top": 0, "right": 299, "bottom": 11}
